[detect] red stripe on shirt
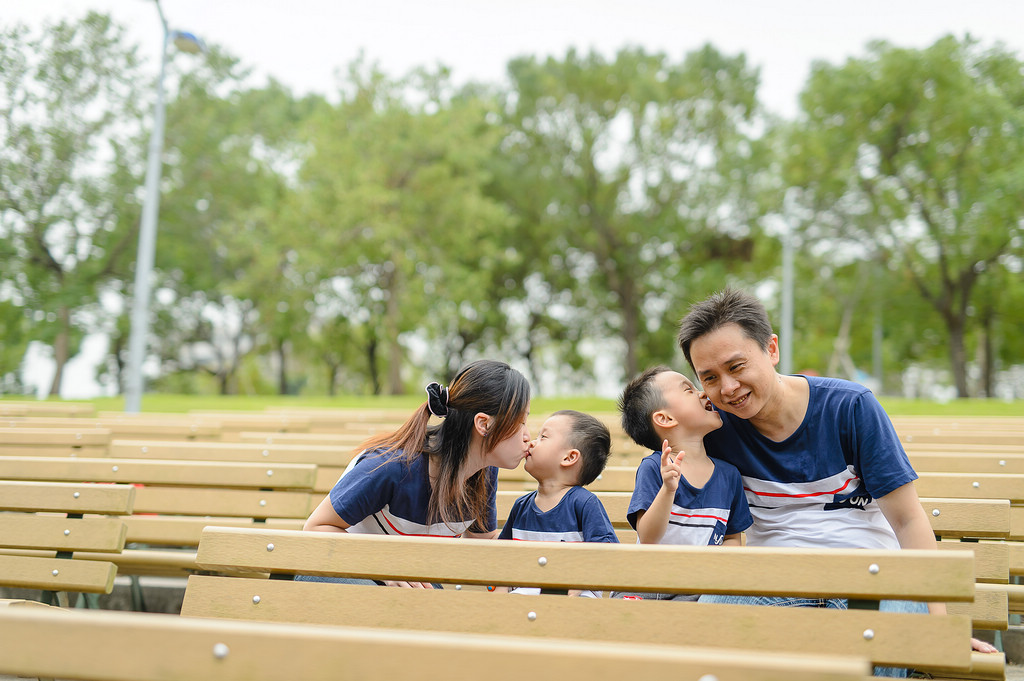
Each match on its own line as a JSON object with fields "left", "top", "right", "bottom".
{"left": 669, "top": 511, "right": 728, "bottom": 523}
{"left": 743, "top": 477, "right": 859, "bottom": 499}
{"left": 378, "top": 512, "right": 461, "bottom": 538}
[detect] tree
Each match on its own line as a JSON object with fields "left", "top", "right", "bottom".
{"left": 496, "top": 46, "right": 768, "bottom": 382}
{"left": 295, "top": 62, "right": 511, "bottom": 394}
{"left": 785, "top": 36, "right": 1024, "bottom": 397}
{"left": 0, "top": 13, "right": 147, "bottom": 395}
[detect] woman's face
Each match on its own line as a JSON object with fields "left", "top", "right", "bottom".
{"left": 483, "top": 410, "right": 532, "bottom": 470}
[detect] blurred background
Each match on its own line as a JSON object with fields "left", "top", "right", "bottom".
{"left": 1, "top": 1, "right": 1023, "bottom": 402}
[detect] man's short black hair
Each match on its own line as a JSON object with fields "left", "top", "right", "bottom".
{"left": 677, "top": 288, "right": 774, "bottom": 372}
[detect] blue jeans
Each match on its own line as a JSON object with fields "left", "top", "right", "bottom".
{"left": 696, "top": 594, "right": 928, "bottom": 678}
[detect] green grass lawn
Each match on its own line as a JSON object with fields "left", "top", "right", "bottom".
{"left": 3, "top": 393, "right": 1021, "bottom": 417}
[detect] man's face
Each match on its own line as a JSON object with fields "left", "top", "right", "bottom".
{"left": 689, "top": 323, "right": 779, "bottom": 420}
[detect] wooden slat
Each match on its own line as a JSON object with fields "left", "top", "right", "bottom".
{"left": 0, "top": 481, "right": 135, "bottom": 514}
{"left": 921, "top": 498, "right": 1010, "bottom": 538}
{"left": 0, "top": 456, "right": 316, "bottom": 489}
{"left": 0, "top": 516, "right": 126, "bottom": 552}
{"left": 123, "top": 516, "right": 303, "bottom": 546}
{"left": 911, "top": 452, "right": 1024, "bottom": 474}
{"left": 132, "top": 487, "right": 313, "bottom": 519}
{"left": 0, "top": 554, "right": 117, "bottom": 593}
{"left": 0, "top": 607, "right": 871, "bottom": 681}
{"left": 195, "top": 528, "right": 976, "bottom": 602}
{"left": 1008, "top": 542, "right": 1024, "bottom": 576}
{"left": 1011, "top": 506, "right": 1024, "bottom": 542}
{"left": 110, "top": 440, "right": 355, "bottom": 466}
{"left": 900, "top": 432, "right": 1024, "bottom": 446}
{"left": 237, "top": 431, "right": 365, "bottom": 446}
{"left": 182, "top": 575, "right": 969, "bottom": 671}
{"left": 935, "top": 541, "right": 1009, "bottom": 583}
{"left": 916, "top": 472, "right": 1024, "bottom": 503}
{"left": 947, "top": 583, "right": 1008, "bottom": 630}
{"left": 0, "top": 427, "right": 111, "bottom": 445}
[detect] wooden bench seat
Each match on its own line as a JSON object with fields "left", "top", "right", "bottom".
{"left": 180, "top": 526, "right": 996, "bottom": 678}
{"left": 0, "top": 606, "right": 872, "bottom": 681}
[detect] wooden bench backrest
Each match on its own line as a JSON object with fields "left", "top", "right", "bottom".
{"left": 109, "top": 439, "right": 356, "bottom": 466}
{"left": 0, "top": 481, "right": 134, "bottom": 594}
{"left": 0, "top": 480, "right": 135, "bottom": 514}
{"left": 194, "top": 526, "right": 974, "bottom": 601}
{"left": 0, "top": 606, "right": 872, "bottom": 681}
{"left": 0, "top": 456, "right": 317, "bottom": 489}
{"left": 911, "top": 452, "right": 1024, "bottom": 474}
{"left": 182, "top": 574, "right": 970, "bottom": 671}
{"left": 184, "top": 527, "right": 981, "bottom": 673}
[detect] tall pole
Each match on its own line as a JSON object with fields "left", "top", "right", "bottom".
{"left": 125, "top": 3, "right": 170, "bottom": 413}
{"left": 780, "top": 224, "right": 794, "bottom": 376}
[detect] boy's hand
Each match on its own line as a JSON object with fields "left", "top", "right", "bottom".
{"left": 660, "top": 440, "right": 685, "bottom": 492}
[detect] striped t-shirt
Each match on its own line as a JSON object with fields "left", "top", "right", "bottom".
{"left": 703, "top": 375, "right": 917, "bottom": 549}
{"left": 329, "top": 450, "right": 497, "bottom": 537}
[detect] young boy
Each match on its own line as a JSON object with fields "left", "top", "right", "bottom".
{"left": 614, "top": 366, "right": 752, "bottom": 600}
{"left": 497, "top": 409, "right": 618, "bottom": 596}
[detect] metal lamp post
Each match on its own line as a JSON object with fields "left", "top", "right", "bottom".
{"left": 124, "top": 1, "right": 205, "bottom": 413}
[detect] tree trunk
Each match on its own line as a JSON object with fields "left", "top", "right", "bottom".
{"left": 384, "top": 267, "right": 404, "bottom": 396}
{"left": 276, "top": 338, "right": 288, "bottom": 395}
{"left": 617, "top": 274, "right": 640, "bottom": 380}
{"left": 367, "top": 335, "right": 381, "bottom": 396}
{"left": 980, "top": 314, "right": 995, "bottom": 398}
{"left": 48, "top": 306, "right": 70, "bottom": 397}
{"left": 947, "top": 318, "right": 970, "bottom": 398}
{"left": 326, "top": 363, "right": 338, "bottom": 397}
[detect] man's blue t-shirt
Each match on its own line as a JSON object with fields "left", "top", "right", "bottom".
{"left": 703, "top": 375, "right": 917, "bottom": 548}
{"left": 626, "top": 453, "right": 752, "bottom": 545}
{"left": 330, "top": 450, "right": 498, "bottom": 537}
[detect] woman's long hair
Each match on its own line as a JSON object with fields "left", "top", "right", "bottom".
{"left": 359, "top": 359, "right": 530, "bottom": 527}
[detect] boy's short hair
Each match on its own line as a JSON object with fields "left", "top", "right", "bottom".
{"left": 617, "top": 366, "right": 671, "bottom": 452}
{"left": 552, "top": 409, "right": 611, "bottom": 487}
{"left": 677, "top": 288, "right": 774, "bottom": 372}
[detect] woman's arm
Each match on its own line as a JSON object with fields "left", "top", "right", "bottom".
{"left": 303, "top": 495, "right": 351, "bottom": 532}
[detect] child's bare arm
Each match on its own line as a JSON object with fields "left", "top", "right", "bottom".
{"left": 636, "top": 441, "right": 685, "bottom": 544}
{"left": 721, "top": 533, "right": 742, "bottom": 547}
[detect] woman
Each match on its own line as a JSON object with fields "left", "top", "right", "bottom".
{"left": 301, "top": 359, "right": 531, "bottom": 587}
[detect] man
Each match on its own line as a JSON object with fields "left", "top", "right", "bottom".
{"left": 676, "top": 288, "right": 994, "bottom": 661}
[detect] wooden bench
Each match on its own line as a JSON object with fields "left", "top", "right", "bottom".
{"left": 0, "top": 606, "right": 872, "bottom": 681}
{"left": 180, "top": 526, "right": 1000, "bottom": 679}
{"left": 108, "top": 439, "right": 355, "bottom": 493}
{"left": 0, "top": 480, "right": 134, "bottom": 606}
{"left": 0, "top": 416, "right": 223, "bottom": 441}
{"left": 0, "top": 400, "right": 95, "bottom": 417}
{"left": 0, "top": 426, "right": 112, "bottom": 456}
{"left": 0, "top": 457, "right": 317, "bottom": 582}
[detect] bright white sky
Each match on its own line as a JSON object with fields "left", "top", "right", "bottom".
{"left": 9, "top": 0, "right": 1024, "bottom": 119}
{"left": 7, "top": 0, "right": 1024, "bottom": 397}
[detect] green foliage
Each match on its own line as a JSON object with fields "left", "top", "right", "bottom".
{"left": 0, "top": 12, "right": 148, "bottom": 395}
{"left": 494, "top": 45, "right": 769, "bottom": 383}
{"left": 3, "top": 15, "right": 1022, "bottom": 401}
{"left": 784, "top": 35, "right": 1024, "bottom": 397}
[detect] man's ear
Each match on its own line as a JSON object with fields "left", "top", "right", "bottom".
{"left": 561, "top": 449, "right": 581, "bottom": 467}
{"left": 473, "top": 413, "right": 491, "bottom": 437}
